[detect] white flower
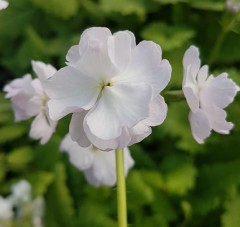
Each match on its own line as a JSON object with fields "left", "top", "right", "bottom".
{"left": 60, "top": 134, "right": 134, "bottom": 187}
{"left": 45, "top": 27, "right": 171, "bottom": 150}
{"left": 183, "top": 45, "right": 239, "bottom": 143}
{"left": 0, "top": 0, "right": 8, "bottom": 10}
{"left": 226, "top": 0, "right": 240, "bottom": 13}
{"left": 9, "top": 180, "right": 31, "bottom": 205}
{"left": 0, "top": 196, "right": 13, "bottom": 220}
{"left": 4, "top": 61, "right": 57, "bottom": 144}
{"left": 32, "top": 197, "right": 44, "bottom": 227}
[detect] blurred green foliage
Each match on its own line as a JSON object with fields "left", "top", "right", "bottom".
{"left": 0, "top": 0, "right": 240, "bottom": 226}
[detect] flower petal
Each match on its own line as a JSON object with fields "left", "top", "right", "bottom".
{"left": 115, "top": 41, "right": 171, "bottom": 96}
{"left": 183, "top": 45, "right": 200, "bottom": 85}
{"left": 108, "top": 31, "right": 134, "bottom": 71}
{"left": 0, "top": 0, "right": 8, "bottom": 10}
{"left": 66, "top": 45, "right": 80, "bottom": 64}
{"left": 78, "top": 27, "right": 112, "bottom": 55}
{"left": 203, "top": 105, "right": 234, "bottom": 134}
{"left": 85, "top": 83, "right": 152, "bottom": 140}
{"left": 45, "top": 66, "right": 99, "bottom": 120}
{"left": 4, "top": 74, "right": 35, "bottom": 98}
{"left": 128, "top": 123, "right": 152, "bottom": 146}
{"left": 84, "top": 122, "right": 131, "bottom": 151}
{"left": 197, "top": 65, "right": 208, "bottom": 85}
{"left": 143, "top": 95, "right": 167, "bottom": 126}
{"left": 189, "top": 109, "right": 211, "bottom": 144}
{"left": 201, "top": 73, "right": 239, "bottom": 109}
{"left": 69, "top": 112, "right": 91, "bottom": 147}
{"left": 60, "top": 134, "right": 94, "bottom": 170}
{"left": 68, "top": 27, "right": 118, "bottom": 81}
{"left": 84, "top": 151, "right": 116, "bottom": 187}
{"left": 29, "top": 111, "right": 56, "bottom": 144}
{"left": 31, "top": 61, "right": 57, "bottom": 80}
{"left": 183, "top": 86, "right": 199, "bottom": 113}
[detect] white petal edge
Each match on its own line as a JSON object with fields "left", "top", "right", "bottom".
{"left": 189, "top": 109, "right": 211, "bottom": 144}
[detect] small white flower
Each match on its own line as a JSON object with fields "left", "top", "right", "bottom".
{"left": 9, "top": 180, "right": 31, "bottom": 205}
{"left": 60, "top": 134, "right": 134, "bottom": 187}
{"left": 4, "top": 61, "right": 57, "bottom": 144}
{"left": 45, "top": 27, "right": 171, "bottom": 150}
{"left": 226, "top": 0, "right": 240, "bottom": 13}
{"left": 0, "top": 196, "right": 13, "bottom": 220}
{"left": 183, "top": 45, "right": 239, "bottom": 143}
{"left": 0, "top": 0, "right": 8, "bottom": 10}
{"left": 32, "top": 197, "right": 44, "bottom": 227}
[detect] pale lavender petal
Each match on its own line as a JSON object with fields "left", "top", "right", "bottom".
{"left": 31, "top": 61, "right": 57, "bottom": 80}
{"left": 29, "top": 111, "right": 56, "bottom": 144}
{"left": 183, "top": 45, "right": 200, "bottom": 85}
{"left": 143, "top": 95, "right": 167, "bottom": 126}
{"left": 108, "top": 31, "right": 133, "bottom": 71}
{"left": 69, "top": 112, "right": 91, "bottom": 147}
{"left": 45, "top": 66, "right": 99, "bottom": 120}
{"left": 189, "top": 109, "right": 211, "bottom": 144}
{"left": 201, "top": 73, "right": 239, "bottom": 109}
{"left": 60, "top": 134, "right": 94, "bottom": 170}
{"left": 85, "top": 83, "right": 152, "bottom": 140}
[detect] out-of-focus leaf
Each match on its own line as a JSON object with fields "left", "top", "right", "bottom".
{"left": 0, "top": 153, "right": 5, "bottom": 181}
{"left": 128, "top": 170, "right": 154, "bottom": 208}
{"left": 7, "top": 146, "right": 33, "bottom": 169}
{"left": 25, "top": 171, "right": 54, "bottom": 197}
{"left": 222, "top": 195, "right": 240, "bottom": 227}
{"left": 78, "top": 203, "right": 117, "bottom": 227}
{"left": 31, "top": 0, "right": 80, "bottom": 19}
{"left": 161, "top": 154, "right": 197, "bottom": 195}
{"left": 100, "top": 0, "right": 152, "bottom": 18}
{"left": 191, "top": 159, "right": 240, "bottom": 215}
{"left": 190, "top": 0, "right": 225, "bottom": 11}
{"left": 0, "top": 124, "right": 27, "bottom": 144}
{"left": 155, "top": 0, "right": 188, "bottom": 4}
{"left": 141, "top": 22, "right": 195, "bottom": 51}
{"left": 45, "top": 163, "right": 74, "bottom": 227}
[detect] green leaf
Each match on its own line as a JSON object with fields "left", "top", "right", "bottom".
{"left": 190, "top": 0, "right": 225, "bottom": 11}
{"left": 25, "top": 171, "right": 54, "bottom": 197}
{"left": 155, "top": 0, "right": 188, "bottom": 4}
{"left": 78, "top": 202, "right": 117, "bottom": 227}
{"left": 100, "top": 0, "right": 150, "bottom": 18}
{"left": 0, "top": 153, "right": 6, "bottom": 181}
{"left": 161, "top": 154, "right": 197, "bottom": 195}
{"left": 7, "top": 146, "right": 33, "bottom": 169}
{"left": 222, "top": 195, "right": 240, "bottom": 227}
{"left": 141, "top": 22, "right": 195, "bottom": 51}
{"left": 31, "top": 0, "right": 80, "bottom": 19}
{"left": 0, "top": 124, "right": 27, "bottom": 144}
{"left": 191, "top": 159, "right": 240, "bottom": 215}
{"left": 127, "top": 170, "right": 154, "bottom": 208}
{"left": 45, "top": 163, "right": 74, "bottom": 227}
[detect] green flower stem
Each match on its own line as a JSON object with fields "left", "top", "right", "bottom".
{"left": 115, "top": 149, "right": 127, "bottom": 227}
{"left": 163, "top": 90, "right": 185, "bottom": 102}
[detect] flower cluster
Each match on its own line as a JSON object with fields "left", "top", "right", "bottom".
{"left": 0, "top": 180, "right": 44, "bottom": 227}
{"left": 4, "top": 61, "right": 57, "bottom": 144}
{"left": 183, "top": 46, "right": 239, "bottom": 143}
{"left": 3, "top": 27, "right": 239, "bottom": 188}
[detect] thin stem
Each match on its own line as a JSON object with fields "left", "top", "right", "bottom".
{"left": 115, "top": 149, "right": 127, "bottom": 227}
